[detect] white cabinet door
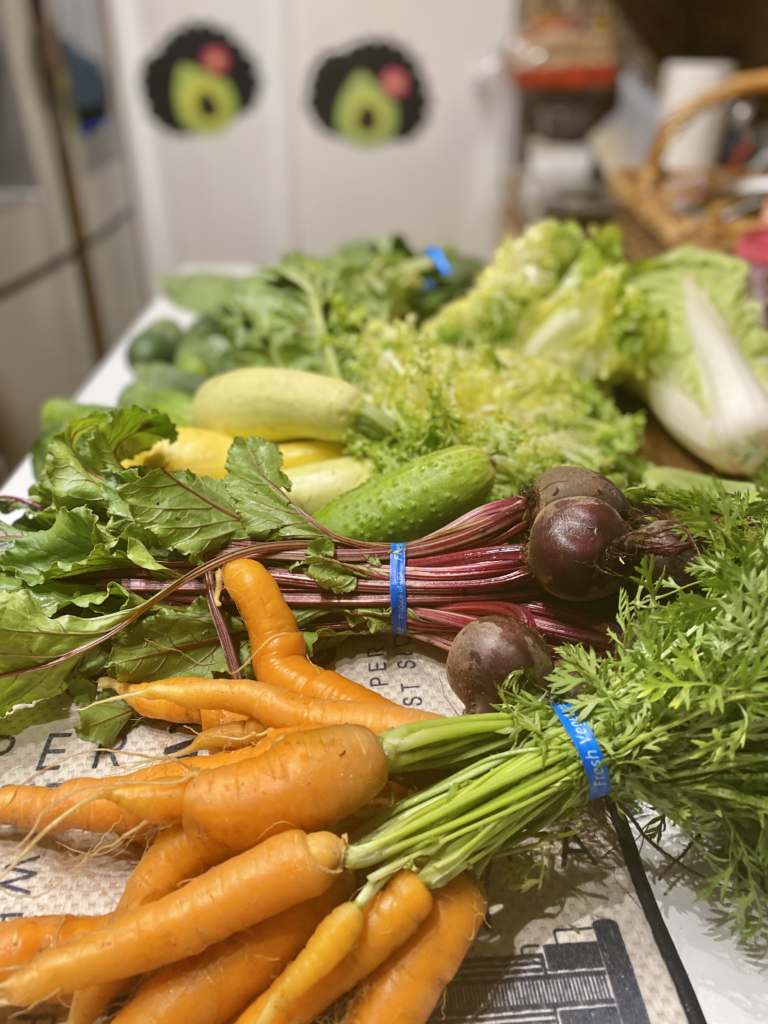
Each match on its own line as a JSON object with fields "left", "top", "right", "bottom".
{"left": 281, "top": 0, "right": 517, "bottom": 259}
{"left": 104, "top": 0, "right": 292, "bottom": 278}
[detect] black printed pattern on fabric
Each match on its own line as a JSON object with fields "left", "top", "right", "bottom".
{"left": 428, "top": 919, "right": 649, "bottom": 1024}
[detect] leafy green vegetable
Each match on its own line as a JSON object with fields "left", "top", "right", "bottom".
{"left": 118, "top": 385, "right": 193, "bottom": 427}
{"left": 31, "top": 408, "right": 176, "bottom": 512}
{"left": 132, "top": 361, "right": 205, "bottom": 394}
{"left": 163, "top": 274, "right": 250, "bottom": 314}
{"left": 109, "top": 598, "right": 249, "bottom": 683}
{"left": 632, "top": 247, "right": 768, "bottom": 475}
{"left": 39, "top": 399, "right": 110, "bottom": 434}
{"left": 114, "top": 467, "right": 243, "bottom": 559}
{"left": 224, "top": 437, "right": 323, "bottom": 542}
{"left": 343, "top": 319, "right": 644, "bottom": 495}
{"left": 303, "top": 538, "right": 360, "bottom": 595}
{"left": 514, "top": 225, "right": 665, "bottom": 383}
{"left": 160, "top": 237, "right": 481, "bottom": 380}
{"left": 0, "top": 507, "right": 140, "bottom": 585}
{"left": 641, "top": 464, "right": 757, "bottom": 495}
{"left": 0, "top": 588, "right": 138, "bottom": 714}
{"left": 422, "top": 219, "right": 585, "bottom": 347}
{"left": 72, "top": 683, "right": 133, "bottom": 748}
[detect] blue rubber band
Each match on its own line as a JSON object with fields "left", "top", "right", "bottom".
{"left": 425, "top": 246, "right": 453, "bottom": 278}
{"left": 389, "top": 542, "right": 407, "bottom": 635}
{"left": 552, "top": 703, "right": 610, "bottom": 800}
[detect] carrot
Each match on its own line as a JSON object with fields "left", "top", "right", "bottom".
{"left": 342, "top": 873, "right": 487, "bottom": 1024}
{"left": 235, "top": 902, "right": 364, "bottom": 1024}
{"left": 200, "top": 710, "right": 248, "bottom": 728}
{"left": 110, "top": 874, "right": 355, "bottom": 1024}
{"left": 97, "top": 725, "right": 387, "bottom": 858}
{"left": 0, "top": 830, "right": 346, "bottom": 1008}
{"left": 0, "top": 915, "right": 109, "bottom": 980}
{"left": 263, "top": 871, "right": 434, "bottom": 1024}
{"left": 67, "top": 825, "right": 228, "bottom": 1024}
{"left": 116, "top": 684, "right": 203, "bottom": 725}
{"left": 185, "top": 718, "right": 265, "bottom": 753}
{"left": 120, "top": 677, "right": 441, "bottom": 734}
{"left": 223, "top": 559, "right": 390, "bottom": 704}
{"left": 0, "top": 745, "right": 263, "bottom": 836}
{"left": 181, "top": 724, "right": 388, "bottom": 855}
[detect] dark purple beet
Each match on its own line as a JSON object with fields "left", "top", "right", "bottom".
{"left": 608, "top": 518, "right": 699, "bottom": 586}
{"left": 527, "top": 467, "right": 631, "bottom": 522}
{"left": 526, "top": 496, "right": 630, "bottom": 601}
{"left": 446, "top": 615, "right": 554, "bottom": 714}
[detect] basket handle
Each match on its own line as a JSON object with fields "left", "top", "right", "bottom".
{"left": 638, "top": 66, "right": 768, "bottom": 189}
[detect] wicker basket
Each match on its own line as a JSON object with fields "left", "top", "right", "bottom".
{"left": 610, "top": 67, "right": 768, "bottom": 254}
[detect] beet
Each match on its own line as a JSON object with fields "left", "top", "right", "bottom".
{"left": 527, "top": 467, "right": 631, "bottom": 521}
{"left": 609, "top": 518, "right": 699, "bottom": 586}
{"left": 446, "top": 615, "right": 554, "bottom": 714}
{"left": 526, "top": 496, "right": 630, "bottom": 601}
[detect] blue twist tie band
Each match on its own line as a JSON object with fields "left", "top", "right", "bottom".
{"left": 552, "top": 703, "right": 610, "bottom": 800}
{"left": 425, "top": 246, "right": 453, "bottom": 278}
{"left": 389, "top": 542, "right": 407, "bottom": 635}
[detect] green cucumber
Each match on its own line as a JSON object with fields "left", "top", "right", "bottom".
{"left": 314, "top": 447, "right": 495, "bottom": 542}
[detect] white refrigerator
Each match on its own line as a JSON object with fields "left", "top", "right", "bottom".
{"left": 0, "top": 0, "right": 147, "bottom": 473}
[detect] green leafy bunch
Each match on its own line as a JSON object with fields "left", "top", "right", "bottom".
{"left": 0, "top": 410, "right": 324, "bottom": 742}
{"left": 342, "top": 317, "right": 645, "bottom": 495}
{"left": 351, "top": 485, "right": 768, "bottom": 936}
{"left": 422, "top": 218, "right": 586, "bottom": 348}
{"left": 550, "top": 486, "right": 768, "bottom": 936}
{"left": 162, "top": 236, "right": 482, "bottom": 379}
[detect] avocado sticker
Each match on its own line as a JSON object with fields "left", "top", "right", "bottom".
{"left": 312, "top": 42, "right": 426, "bottom": 146}
{"left": 146, "top": 27, "right": 256, "bottom": 133}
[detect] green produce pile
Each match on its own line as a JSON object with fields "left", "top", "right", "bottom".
{"left": 6, "top": 223, "right": 768, "bottom": 945}
{"left": 347, "top": 483, "right": 768, "bottom": 937}
{"left": 116, "top": 222, "right": 661, "bottom": 492}
{"left": 136, "top": 235, "right": 481, "bottom": 384}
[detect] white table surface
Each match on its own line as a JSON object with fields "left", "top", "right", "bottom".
{"left": 2, "top": 295, "right": 767, "bottom": 1024}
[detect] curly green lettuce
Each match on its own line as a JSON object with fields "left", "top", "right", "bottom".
{"left": 343, "top": 318, "right": 645, "bottom": 496}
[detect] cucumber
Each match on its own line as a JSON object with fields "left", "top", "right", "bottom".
{"left": 314, "top": 447, "right": 495, "bottom": 542}
{"left": 128, "top": 320, "right": 182, "bottom": 365}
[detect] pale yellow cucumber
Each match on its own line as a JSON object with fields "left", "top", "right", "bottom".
{"left": 192, "top": 368, "right": 393, "bottom": 443}
{"left": 284, "top": 456, "right": 372, "bottom": 514}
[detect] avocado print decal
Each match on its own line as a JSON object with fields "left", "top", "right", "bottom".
{"left": 312, "top": 42, "right": 426, "bottom": 146}
{"left": 146, "top": 27, "right": 256, "bottom": 133}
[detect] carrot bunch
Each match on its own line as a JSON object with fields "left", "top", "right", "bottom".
{"left": 0, "top": 559, "right": 486, "bottom": 1024}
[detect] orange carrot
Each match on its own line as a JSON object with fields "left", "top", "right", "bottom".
{"left": 264, "top": 871, "right": 434, "bottom": 1024}
{"left": 0, "top": 745, "right": 264, "bottom": 836}
{"left": 120, "top": 677, "right": 441, "bottom": 734}
{"left": 181, "top": 724, "right": 388, "bottom": 855}
{"left": 112, "top": 683, "right": 202, "bottom": 724}
{"left": 200, "top": 710, "right": 248, "bottom": 728}
{"left": 235, "top": 902, "right": 364, "bottom": 1024}
{"left": 109, "top": 874, "right": 355, "bottom": 1024}
{"left": 223, "top": 559, "right": 390, "bottom": 704}
{"left": 185, "top": 718, "right": 265, "bottom": 753}
{"left": 342, "top": 873, "right": 487, "bottom": 1024}
{"left": 0, "top": 915, "right": 108, "bottom": 980}
{"left": 67, "top": 825, "right": 229, "bottom": 1024}
{"left": 97, "top": 726, "right": 387, "bottom": 857}
{"left": 0, "top": 830, "right": 346, "bottom": 1008}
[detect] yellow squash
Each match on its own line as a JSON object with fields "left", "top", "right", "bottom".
{"left": 123, "top": 429, "right": 344, "bottom": 480}
{"left": 192, "top": 367, "right": 371, "bottom": 442}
